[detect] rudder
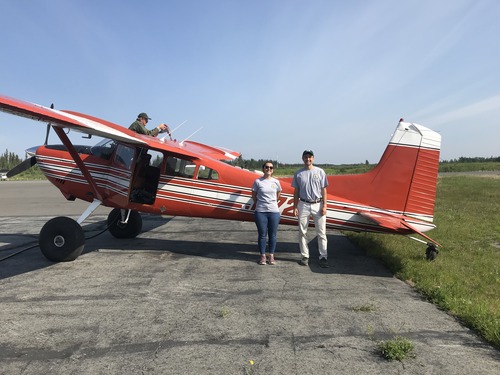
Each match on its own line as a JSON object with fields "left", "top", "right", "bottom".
{"left": 328, "top": 120, "right": 441, "bottom": 222}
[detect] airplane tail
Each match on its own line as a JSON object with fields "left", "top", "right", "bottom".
{"left": 329, "top": 120, "right": 441, "bottom": 223}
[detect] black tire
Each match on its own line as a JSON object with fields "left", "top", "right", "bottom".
{"left": 107, "top": 208, "right": 143, "bottom": 239}
{"left": 426, "top": 245, "right": 438, "bottom": 261}
{"left": 39, "top": 217, "right": 85, "bottom": 262}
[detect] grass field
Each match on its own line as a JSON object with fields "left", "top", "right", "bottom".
{"left": 347, "top": 175, "right": 500, "bottom": 349}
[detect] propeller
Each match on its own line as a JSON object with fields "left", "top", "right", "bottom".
{"left": 6, "top": 155, "right": 37, "bottom": 178}
{"left": 6, "top": 104, "right": 55, "bottom": 178}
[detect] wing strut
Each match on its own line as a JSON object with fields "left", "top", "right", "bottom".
{"left": 53, "top": 127, "right": 104, "bottom": 202}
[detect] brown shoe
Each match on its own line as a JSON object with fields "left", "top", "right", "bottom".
{"left": 268, "top": 254, "right": 276, "bottom": 265}
{"left": 258, "top": 254, "right": 267, "bottom": 265}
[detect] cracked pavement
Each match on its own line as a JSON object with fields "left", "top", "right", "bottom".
{"left": 1, "top": 181, "right": 499, "bottom": 374}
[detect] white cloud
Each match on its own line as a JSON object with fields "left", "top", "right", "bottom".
{"left": 426, "top": 95, "right": 500, "bottom": 126}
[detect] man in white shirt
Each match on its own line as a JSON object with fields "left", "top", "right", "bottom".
{"left": 292, "top": 150, "right": 329, "bottom": 268}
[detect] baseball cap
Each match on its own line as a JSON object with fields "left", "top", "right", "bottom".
{"left": 302, "top": 150, "right": 314, "bottom": 157}
{"left": 138, "top": 112, "right": 151, "bottom": 120}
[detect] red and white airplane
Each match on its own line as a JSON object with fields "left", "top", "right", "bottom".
{"left": 0, "top": 94, "right": 441, "bottom": 262}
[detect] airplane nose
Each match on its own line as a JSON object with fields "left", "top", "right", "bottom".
{"left": 25, "top": 146, "right": 40, "bottom": 157}
{"left": 6, "top": 146, "right": 41, "bottom": 178}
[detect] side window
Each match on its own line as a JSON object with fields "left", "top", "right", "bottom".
{"left": 197, "top": 165, "right": 219, "bottom": 180}
{"left": 114, "top": 144, "right": 135, "bottom": 170}
{"left": 165, "top": 156, "right": 195, "bottom": 178}
{"left": 148, "top": 150, "right": 164, "bottom": 167}
{"left": 135, "top": 149, "right": 163, "bottom": 175}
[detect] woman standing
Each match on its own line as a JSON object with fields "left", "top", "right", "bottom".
{"left": 251, "top": 162, "right": 282, "bottom": 265}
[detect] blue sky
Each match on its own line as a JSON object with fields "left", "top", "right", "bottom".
{"left": 1, "top": 0, "right": 499, "bottom": 164}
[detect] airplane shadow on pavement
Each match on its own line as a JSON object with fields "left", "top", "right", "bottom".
{"left": 0, "top": 216, "right": 393, "bottom": 279}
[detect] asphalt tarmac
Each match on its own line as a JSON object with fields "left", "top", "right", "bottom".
{"left": 0, "top": 181, "right": 499, "bottom": 374}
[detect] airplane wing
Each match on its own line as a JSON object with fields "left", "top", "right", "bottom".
{"left": 0, "top": 95, "right": 147, "bottom": 145}
{"left": 0, "top": 95, "right": 240, "bottom": 161}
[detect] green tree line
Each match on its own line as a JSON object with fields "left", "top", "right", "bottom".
{"left": 0, "top": 149, "right": 24, "bottom": 170}
{"left": 227, "top": 155, "right": 500, "bottom": 175}
{"left": 441, "top": 156, "right": 500, "bottom": 163}
{"left": 1, "top": 149, "right": 499, "bottom": 179}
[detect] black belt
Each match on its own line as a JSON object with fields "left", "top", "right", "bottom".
{"left": 299, "top": 198, "right": 322, "bottom": 204}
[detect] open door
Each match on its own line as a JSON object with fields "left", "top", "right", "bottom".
{"left": 130, "top": 148, "right": 162, "bottom": 205}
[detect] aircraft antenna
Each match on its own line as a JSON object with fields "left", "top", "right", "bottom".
{"left": 159, "top": 120, "right": 187, "bottom": 141}
{"left": 180, "top": 127, "right": 203, "bottom": 145}
{"left": 169, "top": 120, "right": 187, "bottom": 135}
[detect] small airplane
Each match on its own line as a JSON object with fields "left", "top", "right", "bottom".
{"left": 0, "top": 94, "right": 442, "bottom": 262}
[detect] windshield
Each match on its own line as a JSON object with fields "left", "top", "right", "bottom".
{"left": 89, "top": 138, "right": 117, "bottom": 160}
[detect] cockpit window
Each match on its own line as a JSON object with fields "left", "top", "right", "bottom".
{"left": 145, "top": 150, "right": 164, "bottom": 168}
{"left": 197, "top": 165, "right": 219, "bottom": 180}
{"left": 114, "top": 144, "right": 135, "bottom": 170}
{"left": 89, "top": 138, "right": 116, "bottom": 160}
{"left": 165, "top": 156, "right": 195, "bottom": 178}
{"left": 164, "top": 157, "right": 219, "bottom": 180}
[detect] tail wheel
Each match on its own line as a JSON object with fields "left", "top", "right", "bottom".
{"left": 426, "top": 244, "right": 439, "bottom": 261}
{"left": 107, "top": 208, "right": 143, "bottom": 239}
{"left": 39, "top": 217, "right": 85, "bottom": 262}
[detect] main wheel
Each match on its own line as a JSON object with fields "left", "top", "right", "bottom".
{"left": 107, "top": 208, "right": 143, "bottom": 239}
{"left": 39, "top": 217, "right": 85, "bottom": 262}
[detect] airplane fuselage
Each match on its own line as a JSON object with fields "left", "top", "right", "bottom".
{"left": 35, "top": 141, "right": 435, "bottom": 237}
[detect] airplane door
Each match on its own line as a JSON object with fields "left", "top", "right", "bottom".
{"left": 104, "top": 143, "right": 136, "bottom": 207}
{"left": 130, "top": 149, "right": 162, "bottom": 205}
{"left": 163, "top": 155, "right": 195, "bottom": 215}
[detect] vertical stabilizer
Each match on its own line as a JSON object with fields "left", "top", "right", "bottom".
{"left": 399, "top": 123, "right": 441, "bottom": 220}
{"left": 329, "top": 120, "right": 441, "bottom": 222}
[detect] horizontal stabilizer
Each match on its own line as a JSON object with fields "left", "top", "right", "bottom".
{"left": 357, "top": 210, "right": 440, "bottom": 247}
{"left": 356, "top": 210, "right": 405, "bottom": 230}
{"left": 400, "top": 220, "right": 442, "bottom": 247}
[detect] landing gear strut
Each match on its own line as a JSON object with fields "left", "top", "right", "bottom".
{"left": 107, "top": 208, "right": 143, "bottom": 239}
